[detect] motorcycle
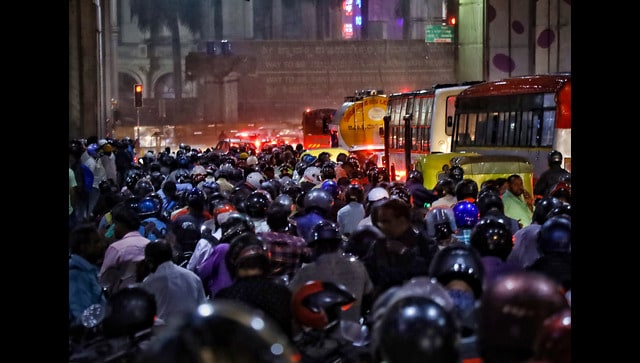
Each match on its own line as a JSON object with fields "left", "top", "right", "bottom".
{"left": 69, "top": 287, "right": 158, "bottom": 363}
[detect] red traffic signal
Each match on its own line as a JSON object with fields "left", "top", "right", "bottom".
{"left": 134, "top": 84, "right": 143, "bottom": 108}
{"left": 448, "top": 16, "right": 457, "bottom": 26}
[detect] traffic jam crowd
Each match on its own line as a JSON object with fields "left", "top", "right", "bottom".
{"left": 69, "top": 136, "right": 571, "bottom": 363}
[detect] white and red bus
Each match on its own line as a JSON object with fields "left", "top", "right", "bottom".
{"left": 383, "top": 82, "right": 480, "bottom": 181}
{"left": 451, "top": 73, "right": 571, "bottom": 180}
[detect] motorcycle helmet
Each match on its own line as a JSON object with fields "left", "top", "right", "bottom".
{"left": 477, "top": 271, "right": 569, "bottom": 363}
{"left": 303, "top": 188, "right": 334, "bottom": 214}
{"left": 426, "top": 207, "right": 456, "bottom": 240}
{"left": 260, "top": 179, "right": 281, "bottom": 201}
{"left": 407, "top": 169, "right": 424, "bottom": 185}
{"left": 344, "top": 182, "right": 365, "bottom": 203}
{"left": 537, "top": 216, "right": 571, "bottom": 254}
{"left": 432, "top": 178, "right": 455, "bottom": 198}
{"left": 291, "top": 280, "right": 356, "bottom": 330}
{"left": 306, "top": 220, "right": 341, "bottom": 247}
{"left": 448, "top": 165, "right": 464, "bottom": 183}
{"left": 378, "top": 296, "right": 459, "bottom": 363}
{"left": 302, "top": 166, "right": 322, "bottom": 185}
{"left": 133, "top": 178, "right": 155, "bottom": 198}
{"left": 320, "top": 164, "right": 336, "bottom": 180}
{"left": 210, "top": 201, "right": 236, "bottom": 227}
{"left": 273, "top": 194, "right": 294, "bottom": 213}
{"left": 532, "top": 196, "right": 565, "bottom": 225}
{"left": 185, "top": 187, "right": 206, "bottom": 210}
{"left": 125, "top": 173, "right": 142, "bottom": 192}
{"left": 532, "top": 308, "right": 571, "bottom": 363}
{"left": 102, "top": 286, "right": 157, "bottom": 338}
{"left": 220, "top": 212, "right": 255, "bottom": 243}
{"left": 139, "top": 299, "right": 299, "bottom": 363}
{"left": 475, "top": 190, "right": 504, "bottom": 216}
{"left": 343, "top": 224, "right": 385, "bottom": 259}
{"left": 388, "top": 184, "right": 411, "bottom": 205}
{"left": 87, "top": 143, "right": 100, "bottom": 158}
{"left": 301, "top": 153, "right": 317, "bottom": 165}
{"left": 215, "top": 163, "right": 235, "bottom": 179}
{"left": 452, "top": 200, "right": 479, "bottom": 229}
{"left": 454, "top": 178, "right": 479, "bottom": 201}
{"left": 246, "top": 171, "right": 266, "bottom": 190}
{"left": 245, "top": 190, "right": 272, "bottom": 219}
{"left": 428, "top": 243, "right": 485, "bottom": 298}
{"left": 547, "top": 150, "right": 563, "bottom": 167}
{"left": 137, "top": 196, "right": 162, "bottom": 219}
{"left": 319, "top": 179, "right": 339, "bottom": 198}
{"left": 224, "top": 232, "right": 270, "bottom": 278}
{"left": 367, "top": 186, "right": 389, "bottom": 203}
{"left": 470, "top": 217, "right": 514, "bottom": 260}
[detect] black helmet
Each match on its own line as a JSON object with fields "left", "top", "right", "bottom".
{"left": 303, "top": 188, "right": 334, "bottom": 214}
{"left": 454, "top": 178, "right": 479, "bottom": 201}
{"left": 245, "top": 190, "right": 272, "bottom": 219}
{"left": 433, "top": 178, "right": 456, "bottom": 198}
{"left": 476, "top": 190, "right": 504, "bottom": 216}
{"left": 186, "top": 187, "right": 206, "bottom": 209}
{"left": 470, "top": 217, "right": 514, "bottom": 260}
{"left": 546, "top": 203, "right": 572, "bottom": 221}
{"left": 343, "top": 224, "right": 384, "bottom": 259}
{"left": 537, "top": 216, "right": 571, "bottom": 254}
{"left": 172, "top": 219, "right": 202, "bottom": 250}
{"left": 139, "top": 300, "right": 300, "bottom": 363}
{"left": 428, "top": 243, "right": 485, "bottom": 298}
{"left": 388, "top": 183, "right": 411, "bottom": 205}
{"left": 378, "top": 296, "right": 460, "bottom": 363}
{"left": 321, "top": 164, "right": 336, "bottom": 180}
{"left": 307, "top": 220, "right": 341, "bottom": 247}
{"left": 220, "top": 212, "right": 255, "bottom": 243}
{"left": 291, "top": 280, "right": 356, "bottom": 330}
{"left": 125, "top": 173, "right": 142, "bottom": 191}
{"left": 344, "top": 182, "right": 365, "bottom": 203}
{"left": 102, "top": 286, "right": 157, "bottom": 338}
{"left": 532, "top": 196, "right": 564, "bottom": 225}
{"left": 448, "top": 165, "right": 464, "bottom": 183}
{"left": 225, "top": 232, "right": 270, "bottom": 278}
{"left": 548, "top": 150, "right": 563, "bottom": 166}
{"left": 407, "top": 170, "right": 424, "bottom": 184}
{"left": 477, "top": 271, "right": 569, "bottom": 363}
{"left": 133, "top": 178, "right": 155, "bottom": 198}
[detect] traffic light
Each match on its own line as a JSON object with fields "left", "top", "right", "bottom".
{"left": 134, "top": 84, "right": 143, "bottom": 108}
{"left": 446, "top": 0, "right": 458, "bottom": 27}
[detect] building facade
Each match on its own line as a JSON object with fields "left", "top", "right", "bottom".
{"left": 69, "top": 0, "right": 570, "bottom": 148}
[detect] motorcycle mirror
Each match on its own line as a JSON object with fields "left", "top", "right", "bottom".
{"left": 81, "top": 303, "right": 106, "bottom": 329}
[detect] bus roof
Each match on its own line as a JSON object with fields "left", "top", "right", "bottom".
{"left": 457, "top": 73, "right": 571, "bottom": 98}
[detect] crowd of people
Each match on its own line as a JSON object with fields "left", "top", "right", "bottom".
{"left": 69, "top": 136, "right": 572, "bottom": 363}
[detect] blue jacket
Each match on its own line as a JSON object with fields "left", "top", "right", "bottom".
{"left": 69, "top": 254, "right": 106, "bottom": 325}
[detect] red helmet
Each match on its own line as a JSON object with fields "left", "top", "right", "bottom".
{"left": 291, "top": 280, "right": 355, "bottom": 330}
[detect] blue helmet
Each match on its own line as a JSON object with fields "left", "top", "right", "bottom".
{"left": 452, "top": 200, "right": 479, "bottom": 229}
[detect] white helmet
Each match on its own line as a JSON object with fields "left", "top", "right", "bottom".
{"left": 367, "top": 187, "right": 390, "bottom": 202}
{"left": 246, "top": 155, "right": 259, "bottom": 166}
{"left": 246, "top": 171, "right": 266, "bottom": 189}
{"left": 302, "top": 166, "right": 322, "bottom": 185}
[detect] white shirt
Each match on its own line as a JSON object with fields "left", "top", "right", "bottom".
{"left": 141, "top": 261, "right": 208, "bottom": 324}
